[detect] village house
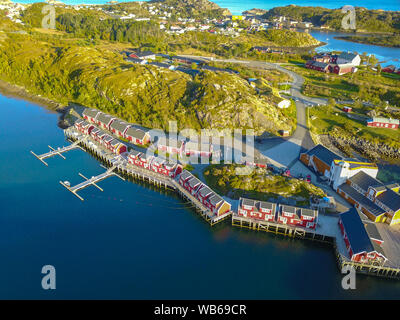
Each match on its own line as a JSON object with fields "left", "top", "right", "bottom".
{"left": 178, "top": 170, "right": 231, "bottom": 216}
{"left": 74, "top": 119, "right": 95, "bottom": 136}
{"left": 336, "top": 170, "right": 400, "bottom": 225}
{"left": 109, "top": 119, "right": 131, "bottom": 138}
{"left": 101, "top": 134, "right": 114, "bottom": 149}
{"left": 109, "top": 139, "right": 127, "bottom": 155}
{"left": 305, "top": 60, "right": 330, "bottom": 73}
{"left": 129, "top": 51, "right": 156, "bottom": 60}
{"left": 157, "top": 137, "right": 185, "bottom": 155}
{"left": 330, "top": 159, "right": 379, "bottom": 190}
{"left": 334, "top": 52, "right": 361, "bottom": 66}
{"left": 82, "top": 108, "right": 101, "bottom": 123}
{"left": 125, "top": 127, "right": 151, "bottom": 145}
{"left": 276, "top": 205, "right": 318, "bottom": 229}
{"left": 237, "top": 198, "right": 277, "bottom": 222}
{"left": 366, "top": 117, "right": 400, "bottom": 130}
{"left": 338, "top": 208, "right": 387, "bottom": 265}
{"left": 312, "top": 54, "right": 331, "bottom": 63}
{"left": 184, "top": 140, "right": 213, "bottom": 158}
{"left": 96, "top": 113, "right": 115, "bottom": 131}
{"left": 300, "top": 144, "right": 343, "bottom": 178}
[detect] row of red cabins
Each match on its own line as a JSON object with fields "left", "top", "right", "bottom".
{"left": 75, "top": 119, "right": 128, "bottom": 155}
{"left": 127, "top": 150, "right": 183, "bottom": 178}
{"left": 179, "top": 170, "right": 231, "bottom": 217}
{"left": 237, "top": 197, "right": 318, "bottom": 229}
{"left": 82, "top": 108, "right": 151, "bottom": 146}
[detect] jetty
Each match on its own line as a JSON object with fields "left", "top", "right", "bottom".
{"left": 30, "top": 139, "right": 84, "bottom": 166}
{"left": 59, "top": 165, "right": 125, "bottom": 201}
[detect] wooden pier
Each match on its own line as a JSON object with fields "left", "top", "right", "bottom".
{"left": 172, "top": 179, "right": 232, "bottom": 226}
{"left": 59, "top": 165, "right": 125, "bottom": 201}
{"left": 232, "top": 214, "right": 334, "bottom": 243}
{"left": 63, "top": 127, "right": 230, "bottom": 226}
{"left": 30, "top": 139, "right": 84, "bottom": 166}
{"left": 333, "top": 241, "right": 400, "bottom": 280}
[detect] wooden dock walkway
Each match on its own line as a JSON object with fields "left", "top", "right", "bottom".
{"left": 63, "top": 127, "right": 231, "bottom": 225}
{"left": 232, "top": 214, "right": 334, "bottom": 243}
{"left": 59, "top": 165, "right": 125, "bottom": 201}
{"left": 171, "top": 179, "right": 232, "bottom": 226}
{"left": 31, "top": 139, "right": 84, "bottom": 166}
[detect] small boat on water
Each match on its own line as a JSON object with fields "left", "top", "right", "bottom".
{"left": 64, "top": 181, "right": 70, "bottom": 187}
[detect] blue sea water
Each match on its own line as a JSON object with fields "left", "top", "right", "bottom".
{"left": 1, "top": 92, "right": 400, "bottom": 299}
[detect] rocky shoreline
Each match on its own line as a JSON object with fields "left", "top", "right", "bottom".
{"left": 319, "top": 134, "right": 400, "bottom": 164}
{"left": 0, "top": 78, "right": 71, "bottom": 129}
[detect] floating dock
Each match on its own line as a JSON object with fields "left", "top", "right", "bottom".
{"left": 30, "top": 139, "right": 84, "bottom": 166}
{"left": 59, "top": 165, "right": 125, "bottom": 201}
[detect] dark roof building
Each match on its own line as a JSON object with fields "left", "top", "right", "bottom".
{"left": 339, "top": 208, "right": 386, "bottom": 263}
{"left": 348, "top": 171, "right": 384, "bottom": 194}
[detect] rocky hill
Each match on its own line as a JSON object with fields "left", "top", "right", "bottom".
{"left": 0, "top": 34, "right": 293, "bottom": 135}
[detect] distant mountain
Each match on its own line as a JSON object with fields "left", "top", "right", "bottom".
{"left": 243, "top": 8, "right": 267, "bottom": 16}
{"left": 262, "top": 5, "right": 400, "bottom": 33}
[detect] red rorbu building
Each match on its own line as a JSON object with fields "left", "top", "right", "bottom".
{"left": 207, "top": 193, "right": 231, "bottom": 216}
{"left": 366, "top": 117, "right": 399, "bottom": 130}
{"left": 94, "top": 130, "right": 107, "bottom": 143}
{"left": 90, "top": 127, "right": 100, "bottom": 141}
{"left": 127, "top": 150, "right": 143, "bottom": 166}
{"left": 277, "top": 205, "right": 318, "bottom": 229}
{"left": 305, "top": 60, "right": 329, "bottom": 72}
{"left": 82, "top": 108, "right": 101, "bottom": 124}
{"left": 110, "top": 119, "right": 131, "bottom": 138}
{"left": 237, "top": 198, "right": 276, "bottom": 222}
{"left": 331, "top": 64, "right": 354, "bottom": 75}
{"left": 178, "top": 170, "right": 231, "bottom": 216}
{"left": 101, "top": 134, "right": 114, "bottom": 149}
{"left": 197, "top": 185, "right": 213, "bottom": 205}
{"left": 96, "top": 113, "right": 115, "bottom": 131}
{"left": 157, "top": 137, "right": 185, "bottom": 155}
{"left": 125, "top": 127, "right": 151, "bottom": 145}
{"left": 109, "top": 139, "right": 127, "bottom": 155}
{"left": 339, "top": 208, "right": 387, "bottom": 265}
{"left": 179, "top": 170, "right": 193, "bottom": 187}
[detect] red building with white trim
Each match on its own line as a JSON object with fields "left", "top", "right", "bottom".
{"left": 366, "top": 117, "right": 399, "bottom": 130}
{"left": 237, "top": 198, "right": 276, "bottom": 222}
{"left": 338, "top": 208, "right": 387, "bottom": 265}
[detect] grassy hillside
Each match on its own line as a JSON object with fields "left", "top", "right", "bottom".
{"left": 0, "top": 32, "right": 294, "bottom": 134}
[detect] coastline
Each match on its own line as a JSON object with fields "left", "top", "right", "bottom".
{"left": 0, "top": 78, "right": 71, "bottom": 127}
{"left": 333, "top": 36, "right": 400, "bottom": 49}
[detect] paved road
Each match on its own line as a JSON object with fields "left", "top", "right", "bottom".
{"left": 184, "top": 55, "right": 327, "bottom": 149}
{"left": 182, "top": 55, "right": 331, "bottom": 167}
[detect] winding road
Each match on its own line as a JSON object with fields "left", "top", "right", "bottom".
{"left": 183, "top": 55, "right": 328, "bottom": 169}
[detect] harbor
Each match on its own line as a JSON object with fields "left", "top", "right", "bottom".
{"left": 29, "top": 124, "right": 400, "bottom": 281}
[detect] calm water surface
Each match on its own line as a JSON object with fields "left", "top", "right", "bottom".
{"left": 1, "top": 93, "right": 400, "bottom": 299}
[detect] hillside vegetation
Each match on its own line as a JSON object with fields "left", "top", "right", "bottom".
{"left": 204, "top": 164, "right": 326, "bottom": 204}
{"left": 263, "top": 5, "right": 400, "bottom": 33}
{"left": 0, "top": 33, "right": 294, "bottom": 134}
